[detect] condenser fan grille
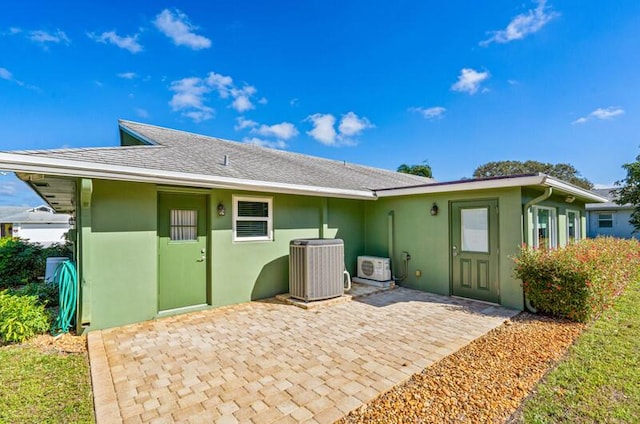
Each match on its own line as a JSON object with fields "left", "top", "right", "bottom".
{"left": 361, "top": 260, "right": 374, "bottom": 276}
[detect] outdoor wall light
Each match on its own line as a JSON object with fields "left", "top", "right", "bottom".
{"left": 217, "top": 202, "right": 226, "bottom": 216}
{"left": 430, "top": 203, "right": 439, "bottom": 216}
{"left": 565, "top": 196, "right": 575, "bottom": 203}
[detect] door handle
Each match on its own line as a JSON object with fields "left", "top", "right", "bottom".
{"left": 452, "top": 245, "right": 458, "bottom": 257}
{"left": 197, "top": 255, "right": 205, "bottom": 262}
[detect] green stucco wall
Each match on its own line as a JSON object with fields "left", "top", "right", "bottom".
{"left": 78, "top": 181, "right": 365, "bottom": 331}
{"left": 77, "top": 177, "right": 590, "bottom": 330}
{"left": 364, "top": 188, "right": 525, "bottom": 310}
{"left": 209, "top": 191, "right": 364, "bottom": 307}
{"left": 79, "top": 179, "right": 158, "bottom": 331}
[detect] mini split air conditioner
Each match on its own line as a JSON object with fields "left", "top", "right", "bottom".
{"left": 357, "top": 256, "right": 391, "bottom": 282}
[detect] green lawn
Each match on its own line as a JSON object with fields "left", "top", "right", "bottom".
{"left": 522, "top": 279, "right": 640, "bottom": 423}
{"left": 0, "top": 345, "right": 94, "bottom": 424}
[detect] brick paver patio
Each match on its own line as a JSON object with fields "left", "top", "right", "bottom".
{"left": 88, "top": 287, "right": 518, "bottom": 423}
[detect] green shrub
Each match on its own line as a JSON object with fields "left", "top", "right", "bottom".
{"left": 514, "top": 237, "right": 640, "bottom": 322}
{"left": 9, "top": 282, "right": 59, "bottom": 307}
{"left": 0, "top": 290, "right": 51, "bottom": 344}
{"left": 0, "top": 238, "right": 73, "bottom": 289}
{"left": 0, "top": 238, "right": 44, "bottom": 288}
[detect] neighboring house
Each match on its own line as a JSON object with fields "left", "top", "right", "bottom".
{"left": 0, "top": 205, "right": 70, "bottom": 246}
{"left": 586, "top": 188, "right": 638, "bottom": 239}
{"left": 0, "top": 120, "right": 607, "bottom": 332}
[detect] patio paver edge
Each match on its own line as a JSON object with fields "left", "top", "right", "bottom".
{"left": 88, "top": 330, "right": 123, "bottom": 424}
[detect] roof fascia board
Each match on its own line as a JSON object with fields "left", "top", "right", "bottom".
{"left": 375, "top": 175, "right": 546, "bottom": 197}
{"left": 543, "top": 176, "right": 609, "bottom": 202}
{"left": 0, "top": 153, "right": 375, "bottom": 200}
{"left": 376, "top": 174, "right": 609, "bottom": 203}
{"left": 585, "top": 204, "right": 632, "bottom": 210}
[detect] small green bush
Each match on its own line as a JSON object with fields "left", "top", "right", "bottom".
{"left": 0, "top": 238, "right": 44, "bottom": 288}
{"left": 514, "top": 237, "right": 640, "bottom": 322}
{"left": 0, "top": 290, "right": 50, "bottom": 344}
{"left": 9, "top": 282, "right": 59, "bottom": 307}
{"left": 0, "top": 238, "right": 73, "bottom": 289}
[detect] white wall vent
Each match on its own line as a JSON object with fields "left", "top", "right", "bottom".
{"left": 357, "top": 256, "right": 391, "bottom": 282}
{"left": 289, "top": 238, "right": 344, "bottom": 301}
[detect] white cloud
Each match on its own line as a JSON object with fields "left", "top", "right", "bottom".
{"left": 338, "top": 112, "right": 374, "bottom": 136}
{"left": 154, "top": 9, "right": 211, "bottom": 50}
{"left": 183, "top": 110, "right": 214, "bottom": 122}
{"left": 290, "top": 98, "right": 299, "bottom": 107}
{"left": 234, "top": 117, "right": 258, "bottom": 131}
{"left": 306, "top": 112, "right": 373, "bottom": 146}
{"left": 117, "top": 72, "right": 137, "bottom": 79}
{"left": 409, "top": 106, "right": 446, "bottom": 120}
{"left": 243, "top": 137, "right": 287, "bottom": 149}
{"left": 169, "top": 77, "right": 214, "bottom": 122}
{"left": 8, "top": 27, "right": 22, "bottom": 35}
{"left": 231, "top": 95, "right": 254, "bottom": 112}
{"left": 135, "top": 108, "right": 149, "bottom": 118}
{"left": 572, "top": 107, "right": 625, "bottom": 125}
{"left": 258, "top": 97, "right": 268, "bottom": 105}
{"left": 0, "top": 67, "right": 12, "bottom": 80}
{"left": 481, "top": 0, "right": 559, "bottom": 46}
{"left": 28, "top": 29, "right": 70, "bottom": 45}
{"left": 89, "top": 31, "right": 142, "bottom": 53}
{"left": 252, "top": 122, "right": 299, "bottom": 140}
{"left": 451, "top": 68, "right": 490, "bottom": 95}
{"left": 0, "top": 181, "right": 16, "bottom": 195}
{"left": 206, "top": 72, "right": 234, "bottom": 97}
{"left": 306, "top": 113, "right": 338, "bottom": 145}
{"left": 204, "top": 72, "right": 258, "bottom": 111}
{"left": 0, "top": 67, "right": 38, "bottom": 90}
{"left": 591, "top": 107, "right": 624, "bottom": 120}
{"left": 169, "top": 71, "right": 263, "bottom": 121}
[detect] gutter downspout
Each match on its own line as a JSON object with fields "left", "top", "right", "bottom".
{"left": 388, "top": 210, "right": 395, "bottom": 266}
{"left": 523, "top": 186, "right": 553, "bottom": 246}
{"left": 522, "top": 185, "right": 553, "bottom": 313}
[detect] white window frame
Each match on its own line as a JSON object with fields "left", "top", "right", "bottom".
{"left": 232, "top": 195, "right": 273, "bottom": 242}
{"left": 598, "top": 213, "right": 613, "bottom": 229}
{"left": 566, "top": 209, "right": 581, "bottom": 244}
{"left": 532, "top": 206, "right": 557, "bottom": 249}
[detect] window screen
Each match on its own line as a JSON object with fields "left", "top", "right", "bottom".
{"left": 598, "top": 214, "right": 613, "bottom": 228}
{"left": 170, "top": 209, "right": 197, "bottom": 241}
{"left": 233, "top": 196, "right": 272, "bottom": 241}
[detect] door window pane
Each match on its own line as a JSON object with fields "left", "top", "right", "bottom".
{"left": 533, "top": 206, "right": 557, "bottom": 249}
{"left": 170, "top": 209, "right": 197, "bottom": 241}
{"left": 567, "top": 210, "right": 580, "bottom": 243}
{"left": 461, "top": 208, "right": 489, "bottom": 252}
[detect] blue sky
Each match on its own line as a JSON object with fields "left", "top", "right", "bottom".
{"left": 1, "top": 1, "right": 639, "bottom": 206}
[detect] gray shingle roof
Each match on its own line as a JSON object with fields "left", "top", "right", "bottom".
{"left": 0, "top": 206, "right": 70, "bottom": 223}
{"left": 11, "top": 120, "right": 433, "bottom": 192}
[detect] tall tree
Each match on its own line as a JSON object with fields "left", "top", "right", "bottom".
{"left": 614, "top": 154, "right": 640, "bottom": 231}
{"left": 472, "top": 160, "right": 593, "bottom": 189}
{"left": 397, "top": 162, "right": 433, "bottom": 178}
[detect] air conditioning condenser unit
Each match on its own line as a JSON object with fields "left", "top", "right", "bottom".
{"left": 289, "top": 238, "right": 345, "bottom": 301}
